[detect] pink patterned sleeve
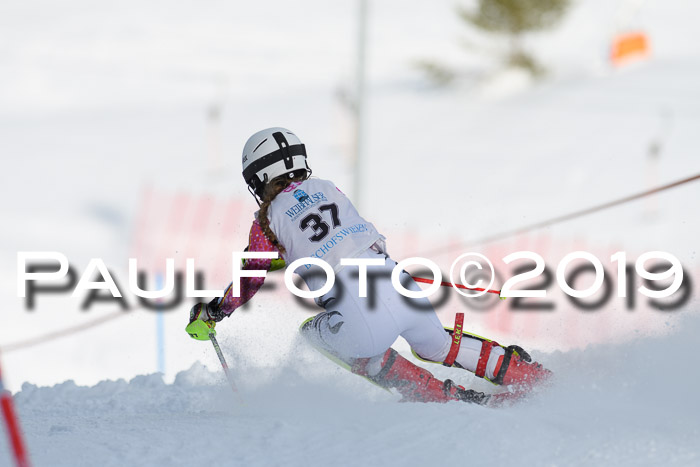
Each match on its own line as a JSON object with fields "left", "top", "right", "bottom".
{"left": 218, "top": 219, "right": 281, "bottom": 316}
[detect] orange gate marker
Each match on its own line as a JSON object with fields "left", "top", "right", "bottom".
{"left": 611, "top": 31, "right": 650, "bottom": 65}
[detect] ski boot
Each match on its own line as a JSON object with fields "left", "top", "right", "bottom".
{"left": 481, "top": 342, "right": 552, "bottom": 390}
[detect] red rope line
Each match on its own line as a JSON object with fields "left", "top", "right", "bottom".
{"left": 412, "top": 276, "right": 501, "bottom": 295}
{"left": 0, "top": 311, "right": 129, "bottom": 354}
{"left": 420, "top": 172, "right": 700, "bottom": 257}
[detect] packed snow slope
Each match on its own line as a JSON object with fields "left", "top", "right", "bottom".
{"left": 3, "top": 312, "right": 699, "bottom": 467}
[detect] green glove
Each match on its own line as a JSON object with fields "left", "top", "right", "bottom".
{"left": 269, "top": 257, "right": 286, "bottom": 271}
{"left": 186, "top": 319, "right": 216, "bottom": 341}
{"left": 186, "top": 302, "right": 220, "bottom": 341}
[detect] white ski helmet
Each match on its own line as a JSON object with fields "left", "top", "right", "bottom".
{"left": 242, "top": 127, "right": 311, "bottom": 199}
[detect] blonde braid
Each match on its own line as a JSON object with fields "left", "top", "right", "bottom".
{"left": 257, "top": 173, "right": 307, "bottom": 255}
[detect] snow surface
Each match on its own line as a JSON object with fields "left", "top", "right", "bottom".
{"left": 3, "top": 312, "right": 700, "bottom": 466}
{"left": 1, "top": 0, "right": 699, "bottom": 465}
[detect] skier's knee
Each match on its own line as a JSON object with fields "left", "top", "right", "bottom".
{"left": 299, "top": 310, "right": 352, "bottom": 359}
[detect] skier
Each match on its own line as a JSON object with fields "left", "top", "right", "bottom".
{"left": 186, "top": 127, "right": 551, "bottom": 405}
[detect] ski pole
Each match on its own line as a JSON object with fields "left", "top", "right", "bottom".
{"left": 208, "top": 332, "right": 244, "bottom": 404}
{"left": 412, "top": 276, "right": 503, "bottom": 297}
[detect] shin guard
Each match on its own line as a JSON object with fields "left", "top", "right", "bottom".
{"left": 412, "top": 313, "right": 552, "bottom": 389}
